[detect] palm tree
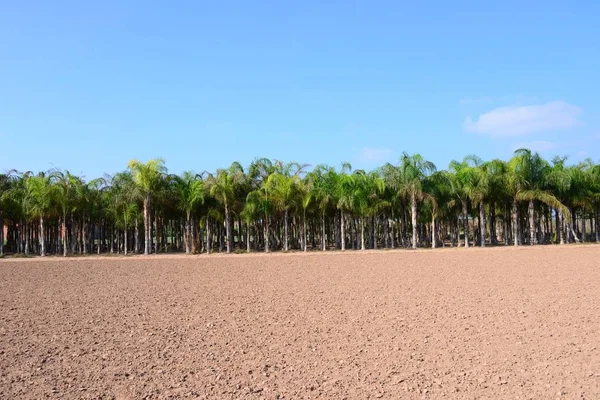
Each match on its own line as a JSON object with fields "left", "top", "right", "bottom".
{"left": 127, "top": 158, "right": 167, "bottom": 255}
{"left": 587, "top": 160, "right": 600, "bottom": 242}
{"left": 449, "top": 156, "right": 482, "bottom": 248}
{"left": 108, "top": 171, "right": 140, "bottom": 255}
{"left": 398, "top": 153, "right": 436, "bottom": 249}
{"left": 423, "top": 171, "right": 451, "bottom": 248}
{"left": 484, "top": 159, "right": 511, "bottom": 245}
{"left": 509, "top": 149, "right": 569, "bottom": 246}
{"left": 0, "top": 173, "right": 13, "bottom": 256}
{"left": 297, "top": 177, "right": 313, "bottom": 252}
{"left": 245, "top": 184, "right": 273, "bottom": 252}
{"left": 336, "top": 163, "right": 356, "bottom": 251}
{"left": 307, "top": 165, "right": 339, "bottom": 251}
{"left": 207, "top": 162, "right": 245, "bottom": 253}
{"left": 23, "top": 174, "right": 56, "bottom": 256}
{"left": 1, "top": 149, "right": 599, "bottom": 256}
{"left": 264, "top": 162, "right": 307, "bottom": 251}
{"left": 51, "top": 169, "right": 83, "bottom": 256}
{"left": 173, "top": 171, "right": 205, "bottom": 254}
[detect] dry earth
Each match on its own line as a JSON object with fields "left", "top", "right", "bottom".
{"left": 1, "top": 246, "right": 600, "bottom": 399}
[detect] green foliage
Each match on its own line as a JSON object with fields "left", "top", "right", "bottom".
{"left": 1, "top": 148, "right": 599, "bottom": 254}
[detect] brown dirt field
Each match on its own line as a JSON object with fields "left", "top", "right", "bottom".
{"left": 1, "top": 246, "right": 600, "bottom": 399}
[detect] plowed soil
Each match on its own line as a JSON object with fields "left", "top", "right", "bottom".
{"left": 1, "top": 246, "right": 600, "bottom": 399}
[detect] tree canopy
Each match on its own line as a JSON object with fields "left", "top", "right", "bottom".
{"left": 1, "top": 150, "right": 599, "bottom": 256}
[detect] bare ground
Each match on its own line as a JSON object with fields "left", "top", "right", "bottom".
{"left": 1, "top": 246, "right": 600, "bottom": 399}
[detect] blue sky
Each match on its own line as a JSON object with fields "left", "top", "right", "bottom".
{"left": 1, "top": 1, "right": 599, "bottom": 178}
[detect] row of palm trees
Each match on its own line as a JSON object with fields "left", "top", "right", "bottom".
{"left": 1, "top": 149, "right": 599, "bottom": 257}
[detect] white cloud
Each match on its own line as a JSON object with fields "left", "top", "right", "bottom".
{"left": 358, "top": 147, "right": 393, "bottom": 162}
{"left": 511, "top": 140, "right": 556, "bottom": 153}
{"left": 464, "top": 101, "right": 582, "bottom": 136}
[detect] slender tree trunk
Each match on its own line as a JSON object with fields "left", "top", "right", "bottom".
{"left": 134, "top": 221, "right": 139, "bottom": 253}
{"left": 185, "top": 215, "right": 191, "bottom": 254}
{"left": 0, "top": 212, "right": 3, "bottom": 256}
{"left": 556, "top": 209, "right": 563, "bottom": 244}
{"left": 569, "top": 209, "right": 580, "bottom": 243}
{"left": 264, "top": 214, "right": 270, "bottom": 253}
{"left": 70, "top": 213, "right": 76, "bottom": 254}
{"left": 374, "top": 217, "right": 379, "bottom": 250}
{"left": 96, "top": 224, "right": 100, "bottom": 255}
{"left": 462, "top": 201, "right": 469, "bottom": 248}
{"left": 124, "top": 220, "right": 128, "bottom": 256}
{"left": 391, "top": 209, "right": 396, "bottom": 249}
{"left": 284, "top": 209, "right": 289, "bottom": 252}
{"left": 341, "top": 211, "right": 346, "bottom": 251}
{"left": 206, "top": 218, "right": 211, "bottom": 254}
{"left": 224, "top": 202, "right": 232, "bottom": 253}
{"left": 25, "top": 222, "right": 30, "bottom": 256}
{"left": 431, "top": 212, "right": 436, "bottom": 249}
{"left": 489, "top": 203, "right": 496, "bottom": 245}
{"left": 479, "top": 201, "right": 485, "bottom": 247}
{"left": 360, "top": 216, "right": 365, "bottom": 250}
{"left": 594, "top": 202, "right": 600, "bottom": 243}
{"left": 411, "top": 192, "right": 417, "bottom": 249}
{"left": 512, "top": 199, "right": 519, "bottom": 246}
{"left": 82, "top": 215, "right": 87, "bottom": 255}
{"left": 503, "top": 203, "right": 509, "bottom": 245}
{"left": 303, "top": 209, "right": 307, "bottom": 252}
{"left": 62, "top": 212, "right": 67, "bottom": 257}
{"left": 528, "top": 200, "right": 535, "bottom": 245}
{"left": 246, "top": 222, "right": 251, "bottom": 253}
{"left": 39, "top": 215, "right": 46, "bottom": 257}
{"left": 321, "top": 213, "right": 326, "bottom": 251}
{"left": 143, "top": 197, "right": 150, "bottom": 255}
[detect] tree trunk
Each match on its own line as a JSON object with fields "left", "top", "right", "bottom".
{"left": 246, "top": 222, "right": 251, "bottom": 253}
{"left": 224, "top": 202, "right": 232, "bottom": 253}
{"left": 303, "top": 209, "right": 307, "bottom": 252}
{"left": 40, "top": 215, "right": 46, "bottom": 257}
{"left": 431, "top": 212, "right": 436, "bottom": 249}
{"left": 489, "top": 203, "right": 496, "bottom": 245}
{"left": 528, "top": 200, "right": 535, "bottom": 245}
{"left": 374, "top": 217, "right": 379, "bottom": 250}
{"left": 134, "top": 221, "right": 139, "bottom": 253}
{"left": 0, "top": 212, "right": 4, "bottom": 256}
{"left": 479, "top": 201, "right": 485, "bottom": 247}
{"left": 284, "top": 209, "right": 289, "bottom": 252}
{"left": 594, "top": 202, "right": 600, "bottom": 243}
{"left": 391, "top": 209, "right": 395, "bottom": 249}
{"left": 556, "top": 209, "right": 563, "bottom": 244}
{"left": 25, "top": 222, "right": 30, "bottom": 256}
{"left": 62, "top": 213, "right": 67, "bottom": 257}
{"left": 82, "top": 215, "right": 87, "bottom": 255}
{"left": 411, "top": 192, "right": 417, "bottom": 249}
{"left": 70, "top": 214, "right": 76, "bottom": 254}
{"left": 206, "top": 218, "right": 211, "bottom": 254}
{"left": 503, "top": 203, "right": 509, "bottom": 245}
{"left": 124, "top": 223, "right": 128, "bottom": 256}
{"left": 185, "top": 215, "right": 191, "bottom": 254}
{"left": 143, "top": 196, "right": 150, "bottom": 255}
{"left": 264, "top": 214, "right": 270, "bottom": 253}
{"left": 462, "top": 201, "right": 469, "bottom": 248}
{"left": 569, "top": 209, "right": 580, "bottom": 243}
{"left": 321, "top": 213, "right": 326, "bottom": 251}
{"left": 512, "top": 199, "right": 519, "bottom": 246}
{"left": 341, "top": 211, "right": 346, "bottom": 251}
{"left": 360, "top": 216, "right": 365, "bottom": 250}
